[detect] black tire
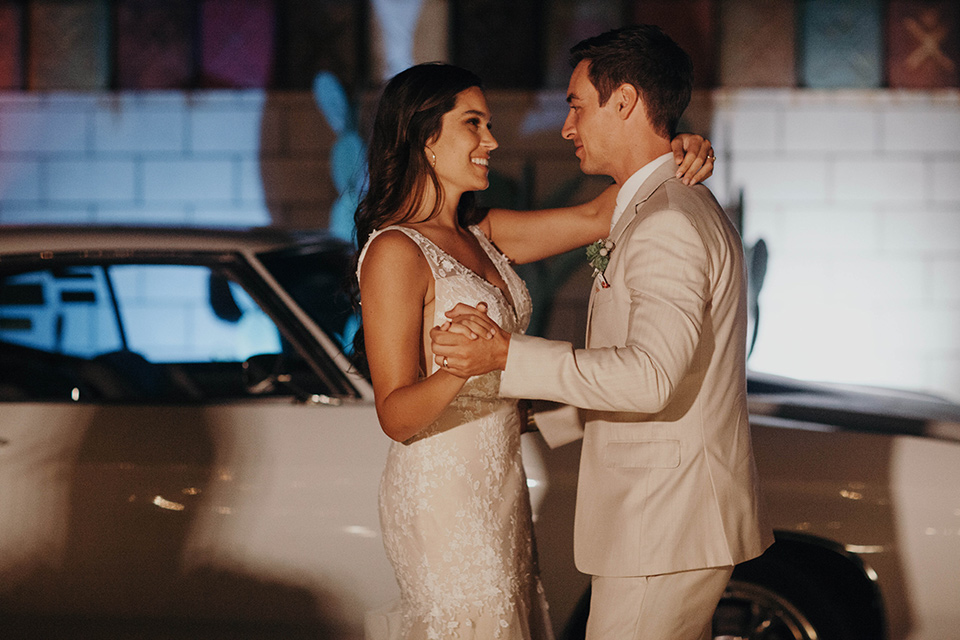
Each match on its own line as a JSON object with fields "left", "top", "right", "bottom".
{"left": 714, "top": 555, "right": 865, "bottom": 640}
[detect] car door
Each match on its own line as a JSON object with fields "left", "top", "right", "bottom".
{"left": 0, "top": 256, "right": 394, "bottom": 636}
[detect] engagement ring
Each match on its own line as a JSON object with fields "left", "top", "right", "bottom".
{"left": 442, "top": 356, "right": 449, "bottom": 369}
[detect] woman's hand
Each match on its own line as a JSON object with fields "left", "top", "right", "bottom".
{"left": 671, "top": 133, "right": 716, "bottom": 186}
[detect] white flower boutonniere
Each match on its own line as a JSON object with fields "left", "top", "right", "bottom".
{"left": 586, "top": 238, "right": 615, "bottom": 288}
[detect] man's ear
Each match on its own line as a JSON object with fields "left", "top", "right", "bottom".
{"left": 616, "top": 83, "right": 640, "bottom": 120}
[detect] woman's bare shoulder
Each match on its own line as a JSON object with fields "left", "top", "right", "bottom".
{"left": 359, "top": 228, "right": 428, "bottom": 284}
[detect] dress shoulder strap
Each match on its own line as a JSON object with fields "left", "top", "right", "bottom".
{"left": 355, "top": 225, "right": 447, "bottom": 282}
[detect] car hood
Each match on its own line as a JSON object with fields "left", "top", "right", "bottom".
{"left": 747, "top": 371, "right": 960, "bottom": 443}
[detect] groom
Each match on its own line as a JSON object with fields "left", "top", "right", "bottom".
{"left": 431, "top": 25, "right": 773, "bottom": 640}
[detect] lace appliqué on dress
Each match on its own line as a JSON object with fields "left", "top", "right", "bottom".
{"left": 358, "top": 225, "right": 550, "bottom": 640}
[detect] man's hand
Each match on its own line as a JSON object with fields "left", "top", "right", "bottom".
{"left": 671, "top": 133, "right": 715, "bottom": 186}
{"left": 430, "top": 302, "right": 511, "bottom": 378}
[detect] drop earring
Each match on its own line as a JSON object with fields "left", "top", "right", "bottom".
{"left": 427, "top": 149, "right": 437, "bottom": 167}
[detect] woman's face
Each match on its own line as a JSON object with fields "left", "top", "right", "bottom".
{"left": 428, "top": 86, "right": 498, "bottom": 198}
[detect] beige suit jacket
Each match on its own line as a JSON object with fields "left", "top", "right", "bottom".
{"left": 500, "top": 161, "right": 773, "bottom": 577}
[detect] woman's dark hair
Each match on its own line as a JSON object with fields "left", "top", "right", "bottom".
{"left": 349, "top": 63, "right": 485, "bottom": 375}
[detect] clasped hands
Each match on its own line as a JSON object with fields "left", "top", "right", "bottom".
{"left": 430, "top": 302, "right": 510, "bottom": 378}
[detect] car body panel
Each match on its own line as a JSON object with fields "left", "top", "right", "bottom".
{"left": 1, "top": 226, "right": 958, "bottom": 639}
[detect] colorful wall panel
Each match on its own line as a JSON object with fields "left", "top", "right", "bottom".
{"left": 201, "top": 0, "right": 275, "bottom": 88}
{"left": 452, "top": 0, "right": 544, "bottom": 89}
{"left": 719, "top": 0, "right": 796, "bottom": 87}
{"left": 543, "top": 0, "right": 622, "bottom": 89}
{"left": 0, "top": 2, "right": 23, "bottom": 89}
{"left": 799, "top": 0, "right": 883, "bottom": 88}
{"left": 630, "top": 0, "right": 718, "bottom": 88}
{"left": 28, "top": 0, "right": 110, "bottom": 90}
{"left": 887, "top": 0, "right": 959, "bottom": 89}
{"left": 116, "top": 0, "right": 195, "bottom": 89}
{"left": 278, "top": 0, "right": 364, "bottom": 92}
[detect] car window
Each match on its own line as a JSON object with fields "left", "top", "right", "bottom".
{"left": 0, "top": 262, "right": 329, "bottom": 403}
{"left": 257, "top": 242, "right": 359, "bottom": 354}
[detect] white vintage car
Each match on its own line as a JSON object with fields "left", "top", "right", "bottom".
{"left": 0, "top": 226, "right": 957, "bottom": 640}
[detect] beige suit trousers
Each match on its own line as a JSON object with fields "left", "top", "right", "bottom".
{"left": 585, "top": 566, "right": 733, "bottom": 640}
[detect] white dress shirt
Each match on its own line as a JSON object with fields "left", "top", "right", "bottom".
{"left": 610, "top": 152, "right": 674, "bottom": 232}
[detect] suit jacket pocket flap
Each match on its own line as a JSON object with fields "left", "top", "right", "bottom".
{"left": 603, "top": 440, "right": 681, "bottom": 468}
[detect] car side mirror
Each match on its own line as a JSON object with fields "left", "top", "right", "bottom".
{"left": 242, "top": 353, "right": 285, "bottom": 395}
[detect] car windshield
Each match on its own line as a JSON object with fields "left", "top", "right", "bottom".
{"left": 256, "top": 241, "right": 360, "bottom": 357}
{"left": 0, "top": 257, "right": 343, "bottom": 403}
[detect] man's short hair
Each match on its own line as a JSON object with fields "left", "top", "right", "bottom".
{"left": 570, "top": 25, "right": 693, "bottom": 139}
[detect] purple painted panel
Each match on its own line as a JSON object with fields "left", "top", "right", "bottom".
{"left": 0, "top": 2, "right": 22, "bottom": 89}
{"left": 888, "top": 0, "right": 959, "bottom": 88}
{"left": 201, "top": 0, "right": 276, "bottom": 88}
{"left": 28, "top": 0, "right": 110, "bottom": 90}
{"left": 116, "top": 0, "right": 195, "bottom": 89}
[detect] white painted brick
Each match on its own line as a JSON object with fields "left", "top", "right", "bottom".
{"left": 191, "top": 204, "right": 272, "bottom": 227}
{"left": 143, "top": 159, "right": 234, "bottom": 202}
{"left": 879, "top": 308, "right": 960, "bottom": 351}
{"left": 94, "top": 204, "right": 193, "bottom": 225}
{"left": 729, "top": 158, "right": 828, "bottom": 203}
{"left": 713, "top": 108, "right": 778, "bottom": 152}
{"left": 882, "top": 208, "right": 960, "bottom": 253}
{"left": 925, "top": 358, "right": 960, "bottom": 403}
{"left": 191, "top": 108, "right": 264, "bottom": 153}
{"left": 238, "top": 158, "right": 266, "bottom": 205}
{"left": 834, "top": 159, "right": 925, "bottom": 203}
{"left": 749, "top": 301, "right": 874, "bottom": 379}
{"left": 47, "top": 160, "right": 136, "bottom": 202}
{"left": 824, "top": 256, "right": 926, "bottom": 304}
{"left": 0, "top": 203, "right": 93, "bottom": 224}
{"left": 777, "top": 204, "right": 882, "bottom": 253}
{"left": 784, "top": 106, "right": 878, "bottom": 152}
{"left": 740, "top": 204, "right": 784, "bottom": 249}
{"left": 755, "top": 255, "right": 833, "bottom": 307}
{"left": 0, "top": 160, "right": 42, "bottom": 201}
{"left": 932, "top": 160, "right": 960, "bottom": 203}
{"left": 884, "top": 109, "right": 960, "bottom": 153}
{"left": 0, "top": 110, "right": 89, "bottom": 153}
{"left": 931, "top": 259, "right": 960, "bottom": 303}
{"left": 94, "top": 108, "right": 185, "bottom": 152}
{"left": 703, "top": 161, "right": 733, "bottom": 204}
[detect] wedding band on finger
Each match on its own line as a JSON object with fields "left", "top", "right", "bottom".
{"left": 442, "top": 356, "right": 449, "bottom": 369}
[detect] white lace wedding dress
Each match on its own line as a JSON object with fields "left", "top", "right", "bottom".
{"left": 358, "top": 225, "right": 553, "bottom": 640}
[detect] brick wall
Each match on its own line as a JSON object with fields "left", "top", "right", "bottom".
{"left": 707, "top": 89, "right": 960, "bottom": 401}
{"left": 0, "top": 91, "right": 336, "bottom": 228}
{"left": 0, "top": 88, "right": 958, "bottom": 401}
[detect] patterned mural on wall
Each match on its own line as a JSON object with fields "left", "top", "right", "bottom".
{"left": 0, "top": 0, "right": 958, "bottom": 92}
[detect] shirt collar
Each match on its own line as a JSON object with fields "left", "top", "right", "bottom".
{"left": 611, "top": 153, "right": 674, "bottom": 232}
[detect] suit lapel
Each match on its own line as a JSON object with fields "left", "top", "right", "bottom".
{"left": 585, "top": 161, "right": 678, "bottom": 344}
{"left": 609, "top": 160, "right": 678, "bottom": 246}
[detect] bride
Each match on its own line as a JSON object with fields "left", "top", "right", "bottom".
{"left": 353, "top": 63, "right": 713, "bottom": 640}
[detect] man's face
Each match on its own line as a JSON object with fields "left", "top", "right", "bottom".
{"left": 561, "top": 61, "right": 621, "bottom": 179}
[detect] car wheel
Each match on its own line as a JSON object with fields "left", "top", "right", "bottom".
{"left": 563, "top": 573, "right": 856, "bottom": 640}
{"left": 713, "top": 579, "right": 820, "bottom": 640}
{"left": 713, "top": 545, "right": 873, "bottom": 640}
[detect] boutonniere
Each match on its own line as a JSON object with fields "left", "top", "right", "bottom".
{"left": 586, "top": 238, "right": 615, "bottom": 288}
